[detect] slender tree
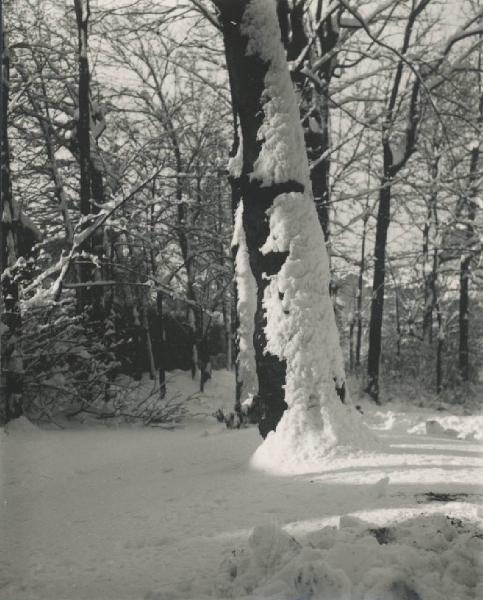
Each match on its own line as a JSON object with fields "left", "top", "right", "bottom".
{"left": 365, "top": 0, "right": 430, "bottom": 402}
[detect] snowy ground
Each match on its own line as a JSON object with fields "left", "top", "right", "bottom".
{"left": 1, "top": 370, "right": 482, "bottom": 599}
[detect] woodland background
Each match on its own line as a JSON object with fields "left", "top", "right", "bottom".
{"left": 1, "top": 0, "right": 482, "bottom": 425}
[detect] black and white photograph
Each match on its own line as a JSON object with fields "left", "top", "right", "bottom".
{"left": 1, "top": 0, "right": 482, "bottom": 598}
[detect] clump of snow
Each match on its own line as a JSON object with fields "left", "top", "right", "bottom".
{"left": 227, "top": 126, "right": 243, "bottom": 179}
{"left": 408, "top": 416, "right": 483, "bottom": 441}
{"left": 233, "top": 202, "right": 258, "bottom": 402}
{"left": 241, "top": 3, "right": 307, "bottom": 185}
{"left": 345, "top": 381, "right": 483, "bottom": 443}
{"left": 4, "top": 416, "right": 40, "bottom": 434}
{"left": 238, "top": 0, "right": 376, "bottom": 474}
{"left": 214, "top": 514, "right": 483, "bottom": 600}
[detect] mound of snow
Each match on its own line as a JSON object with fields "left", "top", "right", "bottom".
{"left": 251, "top": 402, "right": 380, "bottom": 475}
{"left": 4, "top": 416, "right": 40, "bottom": 434}
{"left": 214, "top": 514, "right": 483, "bottom": 599}
{"left": 408, "top": 416, "right": 483, "bottom": 441}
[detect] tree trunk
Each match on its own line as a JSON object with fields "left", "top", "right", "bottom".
{"left": 89, "top": 122, "right": 106, "bottom": 317}
{"left": 423, "top": 153, "right": 440, "bottom": 345}
{"left": 216, "top": 0, "right": 364, "bottom": 464}
{"left": 349, "top": 318, "right": 354, "bottom": 372}
{"left": 364, "top": 2, "right": 425, "bottom": 402}
{"left": 312, "top": 5, "right": 340, "bottom": 241}
{"left": 142, "top": 308, "right": 156, "bottom": 381}
{"left": 436, "top": 300, "right": 443, "bottom": 394}
{"left": 422, "top": 204, "right": 432, "bottom": 343}
{"left": 175, "top": 171, "right": 201, "bottom": 379}
{"left": 394, "top": 275, "right": 401, "bottom": 358}
{"left": 74, "top": 0, "right": 93, "bottom": 310}
{"left": 430, "top": 242, "right": 442, "bottom": 393}
{"left": 218, "top": 1, "right": 289, "bottom": 437}
{"left": 355, "top": 206, "right": 369, "bottom": 368}
{"left": 156, "top": 291, "right": 166, "bottom": 400}
{"left": 228, "top": 124, "right": 244, "bottom": 409}
{"left": 0, "top": 7, "right": 6, "bottom": 415}
{"left": 459, "top": 255, "right": 470, "bottom": 381}
{"left": 366, "top": 179, "right": 390, "bottom": 402}
{"left": 74, "top": 0, "right": 92, "bottom": 220}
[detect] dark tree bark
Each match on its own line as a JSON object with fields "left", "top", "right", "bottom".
{"left": 349, "top": 315, "right": 354, "bottom": 371}
{"left": 459, "top": 256, "right": 470, "bottom": 380}
{"left": 73, "top": 0, "right": 107, "bottom": 318}
{"left": 217, "top": 0, "right": 353, "bottom": 435}
{"left": 422, "top": 218, "right": 432, "bottom": 343}
{"left": 156, "top": 291, "right": 166, "bottom": 399}
{"left": 142, "top": 307, "right": 156, "bottom": 381}
{"left": 366, "top": 180, "right": 390, "bottom": 402}
{"left": 74, "top": 0, "right": 92, "bottom": 220}
{"left": 430, "top": 215, "right": 443, "bottom": 393}
{"left": 147, "top": 188, "right": 167, "bottom": 400}
{"left": 311, "top": 0, "right": 340, "bottom": 240}
{"left": 435, "top": 296, "right": 443, "bottom": 394}
{"left": 422, "top": 149, "right": 441, "bottom": 345}
{"left": 393, "top": 272, "right": 401, "bottom": 358}
{"left": 74, "top": 0, "right": 93, "bottom": 310}
{"left": 355, "top": 198, "right": 369, "bottom": 368}
{"left": 89, "top": 110, "right": 106, "bottom": 314}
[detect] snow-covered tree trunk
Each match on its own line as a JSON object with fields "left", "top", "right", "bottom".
{"left": 216, "top": 0, "right": 370, "bottom": 470}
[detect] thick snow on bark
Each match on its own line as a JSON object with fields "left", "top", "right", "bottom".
{"left": 233, "top": 202, "right": 258, "bottom": 401}
{"left": 239, "top": 0, "right": 375, "bottom": 473}
{"left": 242, "top": 1, "right": 307, "bottom": 186}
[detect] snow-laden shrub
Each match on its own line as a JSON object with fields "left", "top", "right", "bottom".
{"left": 18, "top": 291, "right": 189, "bottom": 424}
{"left": 18, "top": 288, "right": 119, "bottom": 422}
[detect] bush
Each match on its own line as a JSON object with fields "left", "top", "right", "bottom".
{"left": 18, "top": 288, "right": 119, "bottom": 422}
